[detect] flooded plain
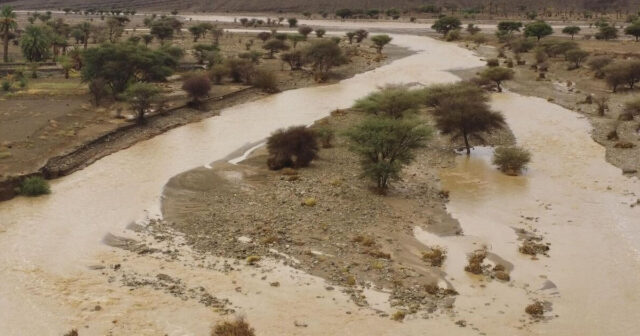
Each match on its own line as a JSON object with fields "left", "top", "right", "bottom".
{"left": 0, "top": 29, "right": 639, "bottom": 336}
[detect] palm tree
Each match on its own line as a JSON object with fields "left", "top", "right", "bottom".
{"left": 0, "top": 6, "right": 18, "bottom": 63}
{"left": 76, "top": 22, "right": 92, "bottom": 50}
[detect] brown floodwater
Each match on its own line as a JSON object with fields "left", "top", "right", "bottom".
{"left": 0, "top": 28, "right": 638, "bottom": 334}
{"left": 416, "top": 93, "right": 640, "bottom": 335}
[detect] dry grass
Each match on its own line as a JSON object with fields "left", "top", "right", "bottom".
{"left": 211, "top": 317, "right": 256, "bottom": 336}
{"left": 464, "top": 249, "right": 488, "bottom": 274}
{"left": 421, "top": 246, "right": 447, "bottom": 267}
{"left": 519, "top": 240, "right": 550, "bottom": 256}
{"left": 525, "top": 301, "right": 545, "bottom": 317}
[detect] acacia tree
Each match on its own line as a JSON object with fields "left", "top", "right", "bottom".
{"left": 566, "top": 49, "right": 589, "bottom": 68}
{"left": 297, "top": 25, "right": 313, "bottom": 39}
{"left": 303, "top": 39, "right": 346, "bottom": 82}
{"left": 257, "top": 31, "right": 271, "bottom": 43}
{"left": 82, "top": 42, "right": 178, "bottom": 95}
{"left": 624, "top": 22, "right": 640, "bottom": 41}
{"left": 0, "top": 6, "right": 17, "bottom": 62}
{"left": 430, "top": 89, "right": 505, "bottom": 155}
{"left": 480, "top": 67, "right": 514, "bottom": 92}
{"left": 123, "top": 82, "right": 160, "bottom": 124}
{"left": 370, "top": 34, "right": 392, "bottom": 54}
{"left": 345, "top": 32, "right": 356, "bottom": 44}
{"left": 347, "top": 117, "right": 431, "bottom": 192}
{"left": 524, "top": 21, "right": 553, "bottom": 40}
{"left": 562, "top": 26, "right": 581, "bottom": 39}
{"left": 432, "top": 16, "right": 461, "bottom": 36}
{"left": 262, "top": 39, "right": 289, "bottom": 58}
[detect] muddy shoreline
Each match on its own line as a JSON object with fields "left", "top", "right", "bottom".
{"left": 0, "top": 44, "right": 412, "bottom": 202}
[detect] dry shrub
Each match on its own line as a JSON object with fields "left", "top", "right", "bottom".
{"left": 352, "top": 234, "right": 376, "bottom": 247}
{"left": 314, "top": 126, "right": 335, "bottom": 148}
{"left": 367, "top": 249, "right": 391, "bottom": 259}
{"left": 486, "top": 58, "right": 500, "bottom": 67}
{"left": 211, "top": 317, "right": 256, "bottom": 336}
{"left": 252, "top": 69, "right": 279, "bottom": 93}
{"left": 519, "top": 240, "right": 550, "bottom": 256}
{"left": 464, "top": 249, "right": 487, "bottom": 274}
{"left": 391, "top": 310, "right": 406, "bottom": 321}
{"left": 525, "top": 301, "right": 544, "bottom": 317}
{"left": 266, "top": 126, "right": 318, "bottom": 170}
{"left": 421, "top": 246, "right": 447, "bottom": 267}
{"left": 182, "top": 75, "right": 211, "bottom": 105}
{"left": 63, "top": 330, "right": 79, "bottom": 336}
{"left": 614, "top": 141, "right": 635, "bottom": 149}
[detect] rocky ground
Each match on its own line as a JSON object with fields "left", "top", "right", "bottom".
{"left": 153, "top": 104, "right": 514, "bottom": 317}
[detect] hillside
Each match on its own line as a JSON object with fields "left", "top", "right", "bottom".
{"left": 3, "top": 0, "right": 640, "bottom": 13}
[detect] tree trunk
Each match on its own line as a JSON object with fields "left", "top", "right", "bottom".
{"left": 3, "top": 30, "right": 8, "bottom": 63}
{"left": 463, "top": 130, "right": 471, "bottom": 155}
{"left": 84, "top": 34, "right": 88, "bottom": 49}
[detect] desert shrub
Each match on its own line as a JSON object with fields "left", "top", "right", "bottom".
{"left": 267, "top": 126, "right": 318, "bottom": 170}
{"left": 280, "top": 50, "right": 305, "bottom": 70}
{"left": 123, "top": 82, "right": 160, "bottom": 123}
{"left": 603, "top": 60, "right": 640, "bottom": 92}
{"left": 492, "top": 146, "right": 531, "bottom": 175}
{"left": 353, "top": 86, "right": 420, "bottom": 118}
{"left": 303, "top": 39, "right": 347, "bottom": 82}
{"left": 182, "top": 75, "right": 211, "bottom": 105}
{"left": 225, "top": 58, "right": 255, "bottom": 83}
{"left": 594, "top": 96, "right": 609, "bottom": 116}
{"left": 623, "top": 97, "right": 640, "bottom": 117}
{"left": 2, "top": 81, "right": 10, "bottom": 91}
{"left": 505, "top": 59, "right": 514, "bottom": 68}
{"left": 525, "top": 301, "right": 544, "bottom": 317}
{"left": 314, "top": 126, "right": 335, "bottom": 148}
{"left": 533, "top": 47, "right": 548, "bottom": 65}
{"left": 445, "top": 29, "right": 461, "bottom": 41}
{"left": 208, "top": 64, "right": 230, "bottom": 84}
{"left": 486, "top": 58, "right": 499, "bottom": 67}
{"left": 566, "top": 49, "right": 589, "bottom": 69}
{"left": 422, "top": 247, "right": 447, "bottom": 267}
{"left": 464, "top": 249, "right": 487, "bottom": 274}
{"left": 510, "top": 38, "right": 535, "bottom": 53}
{"left": 18, "top": 176, "right": 50, "bottom": 196}
{"left": 211, "top": 317, "right": 255, "bottom": 336}
{"left": 88, "top": 77, "right": 109, "bottom": 106}
{"left": 346, "top": 117, "right": 431, "bottom": 191}
{"left": 587, "top": 55, "right": 613, "bottom": 78}
{"left": 420, "top": 81, "right": 488, "bottom": 108}
{"left": 595, "top": 25, "right": 618, "bottom": 40}
{"left": 252, "top": 69, "right": 278, "bottom": 93}
{"left": 469, "top": 34, "right": 487, "bottom": 45}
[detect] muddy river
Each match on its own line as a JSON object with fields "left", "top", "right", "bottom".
{"left": 0, "top": 29, "right": 638, "bottom": 335}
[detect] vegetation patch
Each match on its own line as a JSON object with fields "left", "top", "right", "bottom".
{"left": 18, "top": 176, "right": 50, "bottom": 196}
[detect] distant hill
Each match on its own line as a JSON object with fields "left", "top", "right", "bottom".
{"left": 3, "top": 0, "right": 639, "bottom": 13}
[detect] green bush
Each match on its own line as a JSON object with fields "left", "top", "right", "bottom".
{"left": 492, "top": 146, "right": 531, "bottom": 175}
{"left": 486, "top": 58, "right": 500, "bottom": 67}
{"left": 18, "top": 176, "right": 51, "bottom": 196}
{"left": 2, "top": 81, "right": 10, "bottom": 91}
